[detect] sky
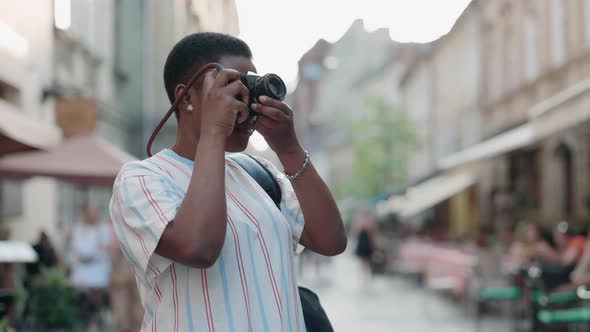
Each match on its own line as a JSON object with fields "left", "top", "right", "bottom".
{"left": 236, "top": 0, "right": 472, "bottom": 86}
{"left": 236, "top": 0, "right": 472, "bottom": 151}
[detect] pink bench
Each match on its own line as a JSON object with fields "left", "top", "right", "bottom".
{"left": 398, "top": 240, "right": 477, "bottom": 296}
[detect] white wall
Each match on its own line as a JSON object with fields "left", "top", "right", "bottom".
{"left": 404, "top": 59, "right": 435, "bottom": 181}
{"left": 0, "top": 0, "right": 55, "bottom": 122}
{"left": 6, "top": 179, "right": 59, "bottom": 243}
{"left": 432, "top": 6, "right": 481, "bottom": 159}
{"left": 0, "top": 1, "right": 60, "bottom": 243}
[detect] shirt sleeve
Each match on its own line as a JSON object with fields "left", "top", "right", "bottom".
{"left": 109, "top": 164, "right": 181, "bottom": 280}
{"left": 255, "top": 157, "right": 305, "bottom": 251}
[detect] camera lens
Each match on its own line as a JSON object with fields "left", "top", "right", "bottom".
{"left": 259, "top": 74, "right": 286, "bottom": 101}
{"left": 267, "top": 76, "right": 285, "bottom": 98}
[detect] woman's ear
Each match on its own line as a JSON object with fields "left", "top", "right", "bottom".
{"left": 174, "top": 84, "right": 190, "bottom": 111}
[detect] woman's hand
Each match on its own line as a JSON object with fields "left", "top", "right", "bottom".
{"left": 253, "top": 96, "right": 301, "bottom": 156}
{"left": 198, "top": 69, "right": 250, "bottom": 138}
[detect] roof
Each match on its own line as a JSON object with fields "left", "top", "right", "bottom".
{"left": 0, "top": 100, "right": 62, "bottom": 155}
{"left": 0, "top": 135, "right": 136, "bottom": 187}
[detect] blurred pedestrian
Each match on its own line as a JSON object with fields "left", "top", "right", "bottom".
{"left": 68, "top": 203, "right": 113, "bottom": 328}
{"left": 352, "top": 205, "right": 379, "bottom": 287}
{"left": 502, "top": 222, "right": 541, "bottom": 272}
{"left": 531, "top": 221, "right": 586, "bottom": 289}
{"left": 534, "top": 221, "right": 586, "bottom": 266}
{"left": 25, "top": 230, "right": 59, "bottom": 288}
{"left": 108, "top": 230, "right": 142, "bottom": 332}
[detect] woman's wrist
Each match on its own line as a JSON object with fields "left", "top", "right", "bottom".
{"left": 277, "top": 146, "right": 306, "bottom": 175}
{"left": 197, "top": 132, "right": 226, "bottom": 151}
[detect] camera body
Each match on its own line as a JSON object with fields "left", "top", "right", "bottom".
{"left": 239, "top": 73, "right": 287, "bottom": 124}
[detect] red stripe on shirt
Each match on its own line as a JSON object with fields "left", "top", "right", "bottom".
{"left": 227, "top": 217, "right": 253, "bottom": 332}
{"left": 138, "top": 176, "right": 169, "bottom": 226}
{"left": 154, "top": 277, "right": 163, "bottom": 301}
{"left": 201, "top": 270, "right": 215, "bottom": 332}
{"left": 171, "top": 264, "right": 179, "bottom": 332}
{"left": 154, "top": 155, "right": 191, "bottom": 179}
{"left": 226, "top": 189, "right": 284, "bottom": 321}
{"left": 114, "top": 191, "right": 161, "bottom": 276}
{"left": 124, "top": 174, "right": 159, "bottom": 179}
{"left": 155, "top": 164, "right": 175, "bottom": 179}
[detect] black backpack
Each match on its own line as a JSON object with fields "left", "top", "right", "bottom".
{"left": 227, "top": 154, "right": 334, "bottom": 332}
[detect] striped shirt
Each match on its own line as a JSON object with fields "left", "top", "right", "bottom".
{"left": 109, "top": 148, "right": 306, "bottom": 332}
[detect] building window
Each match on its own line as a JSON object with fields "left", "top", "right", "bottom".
{"left": 585, "top": 0, "right": 590, "bottom": 47}
{"left": 86, "top": 0, "right": 97, "bottom": 52}
{"left": 0, "top": 21, "right": 29, "bottom": 58}
{"left": 1, "top": 181, "right": 23, "bottom": 219}
{"left": 550, "top": 0, "right": 567, "bottom": 66}
{"left": 0, "top": 80, "right": 19, "bottom": 106}
{"left": 524, "top": 12, "right": 539, "bottom": 81}
{"left": 505, "top": 28, "right": 517, "bottom": 91}
{"left": 54, "top": 0, "right": 71, "bottom": 30}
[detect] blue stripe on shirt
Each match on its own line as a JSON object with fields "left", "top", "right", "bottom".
{"left": 281, "top": 198, "right": 304, "bottom": 226}
{"left": 218, "top": 255, "right": 237, "bottom": 332}
{"left": 184, "top": 269, "right": 196, "bottom": 332}
{"left": 110, "top": 199, "right": 150, "bottom": 288}
{"left": 227, "top": 170, "right": 295, "bottom": 332}
{"left": 120, "top": 178, "right": 160, "bottom": 242}
{"left": 244, "top": 219, "right": 271, "bottom": 332}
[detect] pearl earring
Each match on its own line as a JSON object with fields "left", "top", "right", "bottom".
{"left": 187, "top": 104, "right": 193, "bottom": 112}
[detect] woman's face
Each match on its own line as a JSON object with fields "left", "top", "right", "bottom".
{"left": 188, "top": 55, "right": 258, "bottom": 152}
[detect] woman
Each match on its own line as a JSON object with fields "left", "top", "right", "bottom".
{"left": 353, "top": 206, "right": 379, "bottom": 286}
{"left": 109, "top": 32, "right": 347, "bottom": 331}
{"left": 69, "top": 203, "right": 113, "bottom": 327}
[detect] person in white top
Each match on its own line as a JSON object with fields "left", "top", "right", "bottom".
{"left": 69, "top": 203, "right": 113, "bottom": 324}
{"left": 109, "top": 32, "right": 347, "bottom": 332}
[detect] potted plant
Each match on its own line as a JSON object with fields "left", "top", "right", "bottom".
{"left": 22, "top": 267, "right": 82, "bottom": 331}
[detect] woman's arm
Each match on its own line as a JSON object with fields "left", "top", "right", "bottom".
{"left": 279, "top": 149, "right": 348, "bottom": 256}
{"left": 255, "top": 96, "right": 347, "bottom": 256}
{"left": 154, "top": 69, "right": 250, "bottom": 268}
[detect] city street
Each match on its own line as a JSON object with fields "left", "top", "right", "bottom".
{"left": 298, "top": 249, "right": 512, "bottom": 332}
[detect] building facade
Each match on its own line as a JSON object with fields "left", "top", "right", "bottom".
{"left": 0, "top": 0, "right": 62, "bottom": 243}
{"left": 0, "top": 0, "right": 240, "bottom": 245}
{"left": 390, "top": 2, "right": 482, "bottom": 239}
{"left": 475, "top": 0, "right": 590, "bottom": 229}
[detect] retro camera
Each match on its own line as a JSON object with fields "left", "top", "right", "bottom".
{"left": 239, "top": 73, "right": 287, "bottom": 124}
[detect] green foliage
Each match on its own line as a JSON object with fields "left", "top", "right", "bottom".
{"left": 343, "top": 94, "right": 420, "bottom": 199}
{"left": 25, "top": 267, "right": 82, "bottom": 330}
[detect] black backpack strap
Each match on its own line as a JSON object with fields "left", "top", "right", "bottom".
{"left": 227, "top": 154, "right": 282, "bottom": 210}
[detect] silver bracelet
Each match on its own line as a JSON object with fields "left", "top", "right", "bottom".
{"left": 284, "top": 150, "right": 310, "bottom": 181}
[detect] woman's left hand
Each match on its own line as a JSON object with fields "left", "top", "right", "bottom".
{"left": 252, "top": 96, "right": 301, "bottom": 156}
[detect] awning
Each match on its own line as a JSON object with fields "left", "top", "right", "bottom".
{"left": 400, "top": 170, "right": 476, "bottom": 218}
{"left": 0, "top": 241, "right": 37, "bottom": 263}
{"left": 438, "top": 124, "right": 535, "bottom": 171}
{"left": 0, "top": 135, "right": 136, "bottom": 187}
{"left": 394, "top": 170, "right": 476, "bottom": 218}
{"left": 529, "top": 77, "right": 590, "bottom": 140}
{"left": 439, "top": 77, "right": 590, "bottom": 171}
{"left": 0, "top": 100, "right": 62, "bottom": 155}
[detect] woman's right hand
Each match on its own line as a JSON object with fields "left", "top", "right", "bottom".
{"left": 198, "top": 68, "right": 250, "bottom": 138}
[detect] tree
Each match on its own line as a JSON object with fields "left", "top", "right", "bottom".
{"left": 340, "top": 94, "right": 420, "bottom": 199}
